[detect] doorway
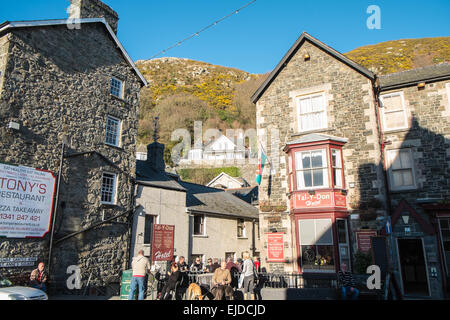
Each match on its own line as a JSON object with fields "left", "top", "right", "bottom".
{"left": 397, "top": 238, "right": 429, "bottom": 296}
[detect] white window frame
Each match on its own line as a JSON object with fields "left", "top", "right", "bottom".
{"left": 331, "top": 149, "right": 343, "bottom": 188}
{"left": 379, "top": 91, "right": 408, "bottom": 131}
{"left": 386, "top": 148, "right": 417, "bottom": 191}
{"left": 296, "top": 92, "right": 327, "bottom": 132}
{"left": 101, "top": 172, "right": 117, "bottom": 205}
{"left": 110, "top": 77, "right": 124, "bottom": 99}
{"left": 295, "top": 149, "right": 329, "bottom": 190}
{"left": 193, "top": 214, "right": 207, "bottom": 236}
{"left": 105, "top": 115, "right": 122, "bottom": 147}
{"left": 237, "top": 219, "right": 247, "bottom": 238}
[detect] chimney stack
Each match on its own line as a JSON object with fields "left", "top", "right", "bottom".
{"left": 146, "top": 142, "right": 166, "bottom": 172}
{"left": 69, "top": 0, "right": 119, "bottom": 34}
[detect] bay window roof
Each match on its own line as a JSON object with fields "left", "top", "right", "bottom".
{"left": 285, "top": 133, "right": 348, "bottom": 150}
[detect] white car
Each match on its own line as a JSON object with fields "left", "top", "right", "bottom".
{"left": 0, "top": 275, "right": 48, "bottom": 300}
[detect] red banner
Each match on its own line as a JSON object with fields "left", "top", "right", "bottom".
{"left": 356, "top": 230, "right": 377, "bottom": 253}
{"left": 267, "top": 233, "right": 285, "bottom": 262}
{"left": 151, "top": 224, "right": 175, "bottom": 262}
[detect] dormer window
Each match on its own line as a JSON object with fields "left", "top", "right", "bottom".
{"left": 110, "top": 77, "right": 124, "bottom": 98}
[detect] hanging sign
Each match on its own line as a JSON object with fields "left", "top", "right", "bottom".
{"left": 151, "top": 224, "right": 175, "bottom": 262}
{"left": 0, "top": 163, "right": 56, "bottom": 238}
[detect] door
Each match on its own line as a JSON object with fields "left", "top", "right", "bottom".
{"left": 397, "top": 238, "right": 429, "bottom": 296}
{"left": 336, "top": 219, "right": 351, "bottom": 271}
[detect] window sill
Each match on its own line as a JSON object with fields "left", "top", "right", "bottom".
{"left": 105, "top": 143, "right": 125, "bottom": 152}
{"left": 110, "top": 93, "right": 127, "bottom": 103}
{"left": 382, "top": 127, "right": 411, "bottom": 134}
{"left": 291, "top": 128, "right": 335, "bottom": 138}
{"left": 389, "top": 187, "right": 418, "bottom": 194}
{"left": 193, "top": 235, "right": 208, "bottom": 238}
{"left": 237, "top": 237, "right": 248, "bottom": 240}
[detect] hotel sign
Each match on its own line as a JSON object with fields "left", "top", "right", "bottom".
{"left": 0, "top": 163, "right": 56, "bottom": 238}
{"left": 151, "top": 224, "right": 175, "bottom": 262}
{"left": 294, "top": 190, "right": 347, "bottom": 209}
{"left": 267, "top": 233, "right": 285, "bottom": 262}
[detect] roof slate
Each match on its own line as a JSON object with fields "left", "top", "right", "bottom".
{"left": 179, "top": 181, "right": 259, "bottom": 219}
{"left": 136, "top": 160, "right": 186, "bottom": 192}
{"left": 379, "top": 63, "right": 450, "bottom": 89}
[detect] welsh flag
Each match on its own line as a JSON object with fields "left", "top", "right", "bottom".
{"left": 256, "top": 151, "right": 267, "bottom": 185}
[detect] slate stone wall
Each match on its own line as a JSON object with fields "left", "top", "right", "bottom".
{"left": 0, "top": 23, "right": 142, "bottom": 293}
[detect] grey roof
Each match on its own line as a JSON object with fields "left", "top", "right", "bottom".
{"left": 251, "top": 32, "right": 375, "bottom": 103}
{"left": 379, "top": 63, "right": 450, "bottom": 90}
{"left": 225, "top": 186, "right": 259, "bottom": 205}
{"left": 179, "top": 181, "right": 259, "bottom": 219}
{"left": 0, "top": 19, "right": 147, "bottom": 86}
{"left": 286, "top": 133, "right": 348, "bottom": 146}
{"left": 136, "top": 160, "right": 186, "bottom": 192}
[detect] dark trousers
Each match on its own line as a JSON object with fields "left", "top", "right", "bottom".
{"left": 243, "top": 275, "right": 255, "bottom": 294}
{"left": 160, "top": 281, "right": 177, "bottom": 300}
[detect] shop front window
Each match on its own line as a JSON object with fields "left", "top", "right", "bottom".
{"left": 299, "top": 219, "right": 335, "bottom": 272}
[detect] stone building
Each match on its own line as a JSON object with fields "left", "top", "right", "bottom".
{"left": 252, "top": 32, "right": 450, "bottom": 299}
{"left": 132, "top": 141, "right": 260, "bottom": 268}
{"left": 0, "top": 0, "right": 147, "bottom": 294}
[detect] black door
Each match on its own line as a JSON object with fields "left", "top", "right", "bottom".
{"left": 398, "top": 239, "right": 429, "bottom": 296}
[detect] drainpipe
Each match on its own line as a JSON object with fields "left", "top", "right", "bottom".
{"left": 47, "top": 142, "right": 65, "bottom": 279}
{"left": 251, "top": 219, "right": 256, "bottom": 257}
{"left": 372, "top": 78, "right": 398, "bottom": 295}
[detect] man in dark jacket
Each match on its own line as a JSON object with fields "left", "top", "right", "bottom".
{"left": 30, "top": 262, "right": 48, "bottom": 292}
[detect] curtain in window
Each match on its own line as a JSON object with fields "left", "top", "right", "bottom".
{"left": 298, "top": 94, "right": 326, "bottom": 131}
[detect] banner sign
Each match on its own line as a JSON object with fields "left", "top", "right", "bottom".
{"left": 151, "top": 224, "right": 175, "bottom": 262}
{"left": 356, "top": 230, "right": 377, "bottom": 253}
{"left": 294, "top": 190, "right": 347, "bottom": 209}
{"left": 0, "top": 257, "right": 38, "bottom": 268}
{"left": 0, "top": 163, "right": 56, "bottom": 238}
{"left": 267, "top": 233, "right": 285, "bottom": 262}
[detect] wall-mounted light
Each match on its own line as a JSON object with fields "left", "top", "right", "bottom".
{"left": 401, "top": 213, "right": 410, "bottom": 225}
{"left": 304, "top": 53, "right": 310, "bottom": 61}
{"left": 417, "top": 82, "right": 426, "bottom": 90}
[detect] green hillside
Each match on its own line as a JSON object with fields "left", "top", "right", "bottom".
{"left": 345, "top": 36, "right": 450, "bottom": 75}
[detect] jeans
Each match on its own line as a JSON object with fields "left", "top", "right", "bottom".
{"left": 31, "top": 283, "right": 46, "bottom": 293}
{"left": 129, "top": 276, "right": 145, "bottom": 300}
{"left": 341, "top": 286, "right": 359, "bottom": 300}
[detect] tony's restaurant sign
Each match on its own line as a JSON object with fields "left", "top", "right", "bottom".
{"left": 294, "top": 190, "right": 347, "bottom": 209}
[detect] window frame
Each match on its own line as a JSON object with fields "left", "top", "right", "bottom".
{"left": 438, "top": 218, "right": 450, "bottom": 276}
{"left": 295, "top": 148, "right": 329, "bottom": 190}
{"left": 379, "top": 91, "right": 408, "bottom": 131}
{"left": 446, "top": 83, "right": 450, "bottom": 107}
{"left": 331, "top": 148, "right": 344, "bottom": 188}
{"left": 105, "top": 115, "right": 122, "bottom": 147}
{"left": 193, "top": 214, "right": 207, "bottom": 236}
{"left": 296, "top": 92, "right": 327, "bottom": 133}
{"left": 110, "top": 77, "right": 124, "bottom": 99}
{"left": 298, "top": 218, "right": 335, "bottom": 273}
{"left": 237, "top": 219, "right": 247, "bottom": 239}
{"left": 101, "top": 172, "right": 117, "bottom": 205}
{"left": 386, "top": 148, "right": 417, "bottom": 191}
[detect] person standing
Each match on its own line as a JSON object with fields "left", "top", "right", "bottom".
{"left": 206, "top": 258, "right": 215, "bottom": 273}
{"left": 241, "top": 252, "right": 257, "bottom": 300}
{"left": 30, "top": 262, "right": 48, "bottom": 292}
{"left": 177, "top": 256, "right": 189, "bottom": 287}
{"left": 338, "top": 263, "right": 359, "bottom": 300}
{"left": 129, "top": 250, "right": 151, "bottom": 300}
{"left": 211, "top": 258, "right": 221, "bottom": 272}
{"left": 254, "top": 257, "right": 261, "bottom": 272}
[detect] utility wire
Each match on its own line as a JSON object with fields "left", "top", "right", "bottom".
{"left": 149, "top": 0, "right": 257, "bottom": 59}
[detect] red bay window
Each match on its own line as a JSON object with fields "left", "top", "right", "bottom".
{"left": 284, "top": 134, "right": 350, "bottom": 273}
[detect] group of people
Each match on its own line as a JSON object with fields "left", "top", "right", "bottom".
{"left": 128, "top": 250, "right": 261, "bottom": 300}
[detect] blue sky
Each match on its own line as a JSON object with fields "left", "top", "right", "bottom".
{"left": 1, "top": 0, "right": 449, "bottom": 74}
